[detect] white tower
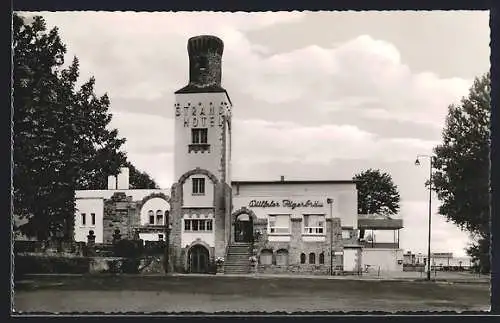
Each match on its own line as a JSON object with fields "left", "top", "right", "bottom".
{"left": 171, "top": 35, "right": 232, "bottom": 273}
{"left": 174, "top": 35, "right": 232, "bottom": 184}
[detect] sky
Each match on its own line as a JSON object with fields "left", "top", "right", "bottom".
{"left": 32, "top": 11, "right": 490, "bottom": 257}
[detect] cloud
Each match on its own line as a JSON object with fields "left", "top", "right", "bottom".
{"left": 232, "top": 118, "right": 437, "bottom": 165}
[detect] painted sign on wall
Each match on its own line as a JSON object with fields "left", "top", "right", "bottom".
{"left": 248, "top": 199, "right": 324, "bottom": 209}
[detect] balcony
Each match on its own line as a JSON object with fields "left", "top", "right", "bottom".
{"left": 188, "top": 143, "right": 210, "bottom": 153}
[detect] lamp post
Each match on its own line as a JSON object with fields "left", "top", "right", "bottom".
{"left": 327, "top": 198, "right": 334, "bottom": 276}
{"left": 415, "top": 154, "right": 434, "bottom": 281}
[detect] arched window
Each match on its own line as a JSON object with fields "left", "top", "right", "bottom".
{"left": 148, "top": 210, "right": 154, "bottom": 225}
{"left": 300, "top": 253, "right": 306, "bottom": 264}
{"left": 156, "top": 210, "right": 163, "bottom": 225}
{"left": 309, "top": 252, "right": 316, "bottom": 264}
{"left": 276, "top": 249, "right": 289, "bottom": 266}
{"left": 259, "top": 249, "right": 273, "bottom": 265}
{"left": 319, "top": 252, "right": 325, "bottom": 264}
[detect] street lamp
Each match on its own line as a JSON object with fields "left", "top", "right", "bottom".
{"left": 415, "top": 154, "right": 434, "bottom": 281}
{"left": 327, "top": 198, "right": 334, "bottom": 276}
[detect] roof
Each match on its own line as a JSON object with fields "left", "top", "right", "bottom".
{"left": 174, "top": 86, "right": 233, "bottom": 106}
{"left": 231, "top": 180, "right": 357, "bottom": 185}
{"left": 358, "top": 217, "right": 404, "bottom": 230}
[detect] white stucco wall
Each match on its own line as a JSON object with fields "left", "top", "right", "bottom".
{"left": 74, "top": 198, "right": 104, "bottom": 243}
{"left": 139, "top": 232, "right": 165, "bottom": 242}
{"left": 181, "top": 213, "right": 215, "bottom": 248}
{"left": 174, "top": 92, "right": 231, "bottom": 182}
{"left": 182, "top": 174, "right": 215, "bottom": 208}
{"left": 343, "top": 248, "right": 358, "bottom": 272}
{"left": 361, "top": 248, "right": 404, "bottom": 272}
{"left": 139, "top": 197, "right": 170, "bottom": 225}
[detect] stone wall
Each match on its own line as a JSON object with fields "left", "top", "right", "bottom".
{"left": 252, "top": 217, "right": 344, "bottom": 275}
{"left": 102, "top": 192, "right": 138, "bottom": 244}
{"left": 214, "top": 182, "right": 231, "bottom": 259}
{"left": 170, "top": 183, "right": 184, "bottom": 272}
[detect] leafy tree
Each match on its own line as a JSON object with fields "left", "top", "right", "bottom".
{"left": 353, "top": 169, "right": 401, "bottom": 216}
{"left": 125, "top": 162, "right": 159, "bottom": 189}
{"left": 13, "top": 14, "right": 159, "bottom": 240}
{"left": 432, "top": 73, "right": 490, "bottom": 273}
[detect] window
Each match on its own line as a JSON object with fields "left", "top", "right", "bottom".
{"left": 198, "top": 56, "right": 208, "bottom": 71}
{"left": 260, "top": 249, "right": 273, "bottom": 265}
{"left": 303, "top": 214, "right": 325, "bottom": 234}
{"left": 319, "top": 252, "right": 325, "bottom": 264}
{"left": 191, "top": 128, "right": 208, "bottom": 144}
{"left": 268, "top": 215, "right": 290, "bottom": 234}
{"left": 309, "top": 252, "right": 316, "bottom": 264}
{"left": 276, "top": 249, "right": 289, "bottom": 266}
{"left": 184, "top": 219, "right": 213, "bottom": 232}
{"left": 158, "top": 234, "right": 164, "bottom": 241}
{"left": 91, "top": 213, "right": 96, "bottom": 226}
{"left": 148, "top": 210, "right": 155, "bottom": 225}
{"left": 300, "top": 253, "right": 306, "bottom": 264}
{"left": 81, "top": 213, "right": 86, "bottom": 226}
{"left": 342, "top": 230, "right": 351, "bottom": 239}
{"left": 156, "top": 210, "right": 163, "bottom": 225}
{"left": 192, "top": 178, "right": 206, "bottom": 195}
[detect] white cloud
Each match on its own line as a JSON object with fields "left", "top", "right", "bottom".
{"left": 232, "top": 119, "right": 437, "bottom": 165}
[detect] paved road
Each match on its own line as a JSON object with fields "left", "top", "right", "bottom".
{"left": 13, "top": 274, "right": 490, "bottom": 314}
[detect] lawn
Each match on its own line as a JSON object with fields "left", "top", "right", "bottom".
{"left": 13, "top": 274, "right": 490, "bottom": 313}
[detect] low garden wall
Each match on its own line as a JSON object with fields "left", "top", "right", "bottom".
{"left": 255, "top": 264, "right": 344, "bottom": 275}
{"left": 13, "top": 239, "right": 167, "bottom": 279}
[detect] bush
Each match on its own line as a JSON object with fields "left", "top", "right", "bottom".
{"left": 14, "top": 254, "right": 90, "bottom": 278}
{"left": 114, "top": 239, "right": 143, "bottom": 258}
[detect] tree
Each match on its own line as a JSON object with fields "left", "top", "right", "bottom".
{"left": 13, "top": 14, "right": 159, "bottom": 240}
{"left": 431, "top": 73, "right": 490, "bottom": 273}
{"left": 126, "top": 162, "right": 159, "bottom": 189}
{"left": 353, "top": 169, "right": 401, "bottom": 216}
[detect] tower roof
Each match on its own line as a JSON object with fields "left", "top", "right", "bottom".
{"left": 187, "top": 35, "right": 224, "bottom": 57}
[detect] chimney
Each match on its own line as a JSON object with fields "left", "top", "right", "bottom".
{"left": 280, "top": 176, "right": 285, "bottom": 182}
{"left": 117, "top": 167, "right": 130, "bottom": 190}
{"left": 107, "top": 175, "right": 117, "bottom": 190}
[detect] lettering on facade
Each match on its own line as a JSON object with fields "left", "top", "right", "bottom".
{"left": 248, "top": 199, "right": 324, "bottom": 210}
{"left": 177, "top": 105, "right": 225, "bottom": 128}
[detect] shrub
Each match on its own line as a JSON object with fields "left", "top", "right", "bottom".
{"left": 114, "top": 239, "right": 143, "bottom": 258}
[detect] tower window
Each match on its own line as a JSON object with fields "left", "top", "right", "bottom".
{"left": 91, "top": 213, "right": 96, "bottom": 226}
{"left": 192, "top": 177, "right": 206, "bottom": 195}
{"left": 192, "top": 128, "right": 208, "bottom": 144}
{"left": 199, "top": 56, "right": 208, "bottom": 71}
{"left": 81, "top": 213, "right": 86, "bottom": 226}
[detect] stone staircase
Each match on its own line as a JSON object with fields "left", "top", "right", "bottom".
{"left": 224, "top": 243, "right": 252, "bottom": 274}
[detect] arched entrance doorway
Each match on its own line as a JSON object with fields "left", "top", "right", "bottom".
{"left": 188, "top": 244, "right": 210, "bottom": 273}
{"left": 234, "top": 213, "right": 253, "bottom": 243}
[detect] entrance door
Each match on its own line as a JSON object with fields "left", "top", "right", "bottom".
{"left": 189, "top": 245, "right": 209, "bottom": 273}
{"left": 235, "top": 214, "right": 253, "bottom": 243}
